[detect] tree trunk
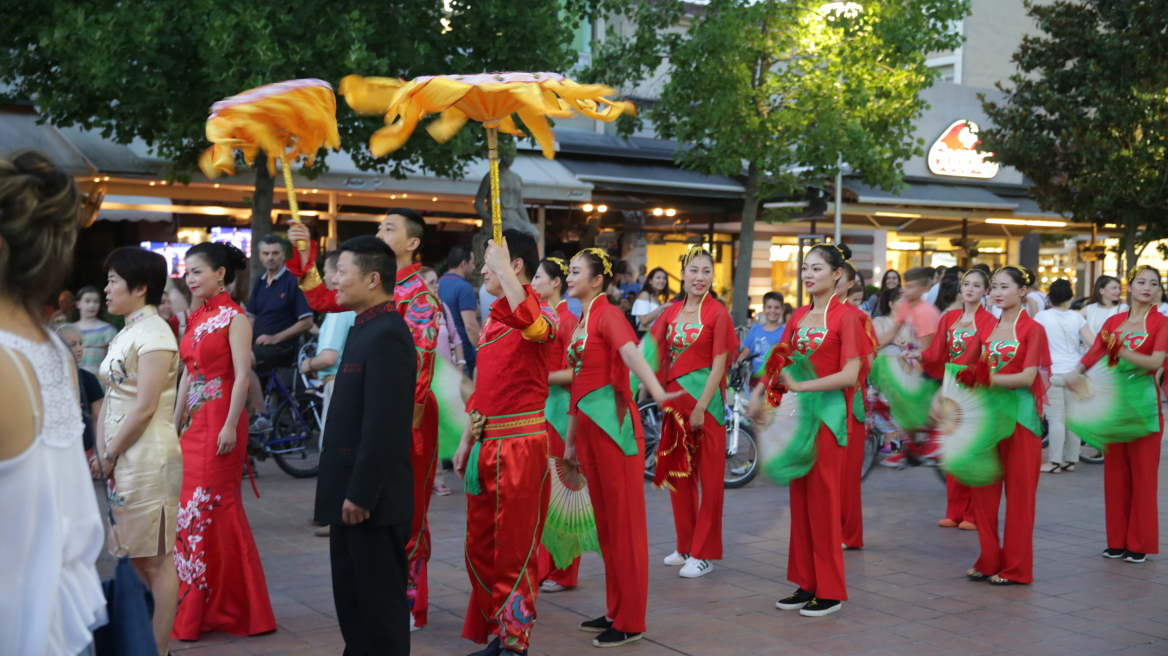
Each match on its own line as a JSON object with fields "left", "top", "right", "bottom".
{"left": 250, "top": 155, "right": 275, "bottom": 284}
{"left": 1123, "top": 220, "right": 1138, "bottom": 277}
{"left": 731, "top": 162, "right": 761, "bottom": 327}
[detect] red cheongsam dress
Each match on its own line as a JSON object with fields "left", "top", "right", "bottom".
{"left": 567, "top": 295, "right": 648, "bottom": 635}
{"left": 650, "top": 293, "right": 738, "bottom": 560}
{"left": 921, "top": 306, "right": 998, "bottom": 527}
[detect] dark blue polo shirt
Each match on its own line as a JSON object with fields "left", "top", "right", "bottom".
{"left": 438, "top": 272, "right": 478, "bottom": 360}
{"left": 247, "top": 266, "right": 313, "bottom": 341}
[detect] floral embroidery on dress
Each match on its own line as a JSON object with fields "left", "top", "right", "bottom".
{"left": 183, "top": 374, "right": 223, "bottom": 433}
{"left": 105, "top": 478, "right": 126, "bottom": 507}
{"left": 174, "top": 486, "right": 221, "bottom": 604}
{"left": 795, "top": 327, "right": 828, "bottom": 355}
{"left": 1119, "top": 331, "right": 1147, "bottom": 351}
{"left": 500, "top": 591, "right": 535, "bottom": 649}
{"left": 567, "top": 334, "right": 587, "bottom": 375}
{"left": 105, "top": 358, "right": 129, "bottom": 387}
{"left": 667, "top": 321, "right": 702, "bottom": 361}
{"left": 987, "top": 340, "right": 1018, "bottom": 372}
{"left": 949, "top": 328, "right": 976, "bottom": 359}
{"left": 190, "top": 305, "right": 238, "bottom": 344}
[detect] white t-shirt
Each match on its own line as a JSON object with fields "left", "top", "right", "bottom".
{"left": 1034, "top": 308, "right": 1087, "bottom": 374}
{"left": 1083, "top": 303, "right": 1128, "bottom": 336}
{"left": 630, "top": 297, "right": 661, "bottom": 329}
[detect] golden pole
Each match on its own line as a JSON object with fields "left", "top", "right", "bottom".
{"left": 486, "top": 124, "right": 502, "bottom": 244}
{"left": 280, "top": 156, "right": 308, "bottom": 252}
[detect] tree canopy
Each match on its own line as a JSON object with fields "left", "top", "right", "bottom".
{"left": 584, "top": 0, "right": 969, "bottom": 323}
{"left": 979, "top": 0, "right": 1168, "bottom": 271}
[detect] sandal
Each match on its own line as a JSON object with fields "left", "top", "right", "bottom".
{"left": 989, "top": 575, "right": 1019, "bottom": 586}
{"left": 1039, "top": 462, "right": 1062, "bottom": 474}
{"left": 966, "top": 568, "right": 988, "bottom": 581}
{"left": 540, "top": 580, "right": 567, "bottom": 593}
{"left": 1061, "top": 463, "right": 1076, "bottom": 472}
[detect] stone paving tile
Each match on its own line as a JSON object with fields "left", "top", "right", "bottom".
{"left": 87, "top": 441, "right": 1168, "bottom": 655}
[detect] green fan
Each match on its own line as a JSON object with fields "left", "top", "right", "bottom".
{"left": 869, "top": 355, "right": 938, "bottom": 432}
{"left": 542, "top": 457, "right": 600, "bottom": 568}
{"left": 1067, "top": 360, "right": 1160, "bottom": 449}
{"left": 934, "top": 363, "right": 1014, "bottom": 487}
{"left": 431, "top": 356, "right": 472, "bottom": 460}
{"left": 758, "top": 354, "right": 847, "bottom": 485}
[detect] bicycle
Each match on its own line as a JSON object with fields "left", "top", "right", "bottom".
{"left": 640, "top": 360, "right": 759, "bottom": 489}
{"left": 248, "top": 341, "right": 325, "bottom": 478}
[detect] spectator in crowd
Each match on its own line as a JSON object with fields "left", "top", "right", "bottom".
{"left": 422, "top": 266, "right": 466, "bottom": 372}
{"left": 52, "top": 289, "right": 77, "bottom": 325}
{"left": 619, "top": 292, "right": 640, "bottom": 331}
{"left": 302, "top": 251, "right": 358, "bottom": 535}
{"left": 632, "top": 267, "right": 672, "bottom": 333}
{"left": 615, "top": 259, "right": 642, "bottom": 296}
{"left": 73, "top": 284, "right": 117, "bottom": 376}
{"left": 92, "top": 246, "right": 183, "bottom": 655}
{"left": 862, "top": 269, "right": 900, "bottom": 317}
{"left": 438, "top": 244, "right": 480, "bottom": 377}
{"left": 737, "top": 291, "right": 785, "bottom": 385}
{"left": 933, "top": 267, "right": 965, "bottom": 313}
{"left": 1034, "top": 279, "right": 1086, "bottom": 474}
{"left": 846, "top": 282, "right": 864, "bottom": 308}
{"left": 55, "top": 323, "right": 104, "bottom": 455}
{"left": 1080, "top": 274, "right": 1127, "bottom": 341}
{"left": 879, "top": 267, "right": 941, "bottom": 351}
{"left": 922, "top": 266, "right": 944, "bottom": 304}
{"left": 0, "top": 149, "right": 108, "bottom": 656}
{"left": 246, "top": 233, "right": 313, "bottom": 429}
{"left": 157, "top": 282, "right": 173, "bottom": 321}
{"left": 165, "top": 276, "right": 196, "bottom": 339}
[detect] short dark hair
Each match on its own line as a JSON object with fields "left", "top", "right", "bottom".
{"left": 104, "top": 246, "right": 168, "bottom": 306}
{"left": 324, "top": 250, "right": 342, "bottom": 269}
{"left": 186, "top": 242, "right": 248, "bottom": 284}
{"left": 503, "top": 229, "right": 539, "bottom": 281}
{"left": 340, "top": 235, "right": 397, "bottom": 294}
{"left": 448, "top": 243, "right": 473, "bottom": 268}
{"left": 259, "top": 233, "right": 284, "bottom": 247}
{"left": 762, "top": 291, "right": 784, "bottom": 306}
{"left": 904, "top": 267, "right": 932, "bottom": 284}
{"left": 388, "top": 207, "right": 426, "bottom": 251}
{"left": 1048, "top": 279, "right": 1074, "bottom": 306}
{"left": 613, "top": 260, "right": 631, "bottom": 276}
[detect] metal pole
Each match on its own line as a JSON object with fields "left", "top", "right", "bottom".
{"left": 834, "top": 152, "right": 843, "bottom": 243}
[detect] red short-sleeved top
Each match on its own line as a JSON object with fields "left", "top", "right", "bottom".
{"left": 972, "top": 310, "right": 1052, "bottom": 415}
{"left": 651, "top": 293, "right": 738, "bottom": 385}
{"left": 553, "top": 300, "right": 579, "bottom": 374}
{"left": 567, "top": 294, "right": 639, "bottom": 410}
{"left": 1081, "top": 308, "right": 1168, "bottom": 373}
{"left": 920, "top": 306, "right": 998, "bottom": 380}
{"left": 779, "top": 295, "right": 867, "bottom": 377}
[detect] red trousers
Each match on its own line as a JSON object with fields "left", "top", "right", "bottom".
{"left": 970, "top": 425, "right": 1040, "bottom": 583}
{"left": 463, "top": 431, "right": 550, "bottom": 651}
{"left": 406, "top": 394, "right": 439, "bottom": 627}
{"left": 663, "top": 392, "right": 725, "bottom": 560}
{"left": 788, "top": 425, "right": 848, "bottom": 601}
{"left": 575, "top": 414, "right": 648, "bottom": 634}
{"left": 1104, "top": 432, "right": 1161, "bottom": 554}
{"left": 536, "top": 424, "right": 581, "bottom": 588}
{"left": 840, "top": 415, "right": 865, "bottom": 548}
{"left": 945, "top": 474, "right": 975, "bottom": 524}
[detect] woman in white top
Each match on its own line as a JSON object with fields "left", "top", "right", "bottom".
{"left": 0, "top": 150, "right": 107, "bottom": 656}
{"left": 631, "top": 267, "right": 672, "bottom": 331}
{"left": 1035, "top": 279, "right": 1088, "bottom": 473}
{"left": 1081, "top": 275, "right": 1128, "bottom": 339}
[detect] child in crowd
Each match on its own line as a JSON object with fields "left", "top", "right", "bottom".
{"left": 72, "top": 285, "right": 117, "bottom": 376}
{"left": 737, "top": 291, "right": 785, "bottom": 385}
{"left": 54, "top": 323, "right": 104, "bottom": 455}
{"left": 847, "top": 282, "right": 865, "bottom": 309}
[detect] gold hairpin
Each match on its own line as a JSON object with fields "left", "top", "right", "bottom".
{"left": 680, "top": 245, "right": 712, "bottom": 268}
{"left": 574, "top": 248, "right": 613, "bottom": 277}
{"left": 993, "top": 264, "right": 1034, "bottom": 287}
{"left": 546, "top": 257, "right": 569, "bottom": 276}
{"left": 1127, "top": 264, "right": 1159, "bottom": 285}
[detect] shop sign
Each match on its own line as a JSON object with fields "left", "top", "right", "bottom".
{"left": 927, "top": 120, "right": 999, "bottom": 179}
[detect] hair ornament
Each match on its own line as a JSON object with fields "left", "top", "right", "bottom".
{"left": 680, "top": 244, "right": 713, "bottom": 268}
{"left": 546, "top": 256, "right": 569, "bottom": 276}
{"left": 574, "top": 248, "right": 613, "bottom": 277}
{"left": 828, "top": 243, "right": 848, "bottom": 259}
{"left": 993, "top": 264, "right": 1035, "bottom": 287}
{"left": 960, "top": 268, "right": 988, "bottom": 286}
{"left": 1126, "top": 264, "right": 1160, "bottom": 285}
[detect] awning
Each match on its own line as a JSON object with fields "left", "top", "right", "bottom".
{"left": 0, "top": 110, "right": 154, "bottom": 176}
{"left": 97, "top": 195, "right": 174, "bottom": 223}
{"left": 558, "top": 157, "right": 744, "bottom": 198}
{"left": 845, "top": 179, "right": 1017, "bottom": 210}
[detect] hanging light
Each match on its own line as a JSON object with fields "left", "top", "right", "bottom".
{"left": 665, "top": 208, "right": 677, "bottom": 217}
{"left": 582, "top": 203, "right": 594, "bottom": 212}
{"left": 597, "top": 204, "right": 608, "bottom": 213}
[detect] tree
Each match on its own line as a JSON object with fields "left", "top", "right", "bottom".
{"left": 979, "top": 0, "right": 1168, "bottom": 273}
{"left": 0, "top": 0, "right": 615, "bottom": 278}
{"left": 585, "top": 0, "right": 968, "bottom": 324}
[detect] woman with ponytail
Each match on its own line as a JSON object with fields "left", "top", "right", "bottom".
{"left": 1065, "top": 265, "right": 1167, "bottom": 564}
{"left": 172, "top": 242, "right": 276, "bottom": 640}
{"left": 650, "top": 246, "right": 738, "bottom": 579}
{"left": 749, "top": 242, "right": 868, "bottom": 617}
{"left": 963, "top": 265, "right": 1050, "bottom": 586}
{"left": 557, "top": 248, "right": 676, "bottom": 647}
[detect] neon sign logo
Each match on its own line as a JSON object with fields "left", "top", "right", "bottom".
{"left": 928, "top": 120, "right": 1000, "bottom": 179}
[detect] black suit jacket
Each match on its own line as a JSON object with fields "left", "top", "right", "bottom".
{"left": 314, "top": 301, "right": 416, "bottom": 527}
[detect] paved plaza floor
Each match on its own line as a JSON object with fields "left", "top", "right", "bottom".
{"left": 100, "top": 443, "right": 1167, "bottom": 655}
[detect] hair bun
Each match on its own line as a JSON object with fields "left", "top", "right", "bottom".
{"left": 223, "top": 243, "right": 248, "bottom": 272}
{"left": 837, "top": 243, "right": 853, "bottom": 261}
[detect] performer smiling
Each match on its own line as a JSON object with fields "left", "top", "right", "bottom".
{"left": 288, "top": 211, "right": 442, "bottom": 629}
{"left": 558, "top": 248, "right": 676, "bottom": 647}
{"left": 749, "top": 243, "right": 867, "bottom": 617}
{"left": 453, "top": 230, "right": 557, "bottom": 656}
{"left": 1066, "top": 265, "right": 1167, "bottom": 564}
{"left": 652, "top": 246, "right": 738, "bottom": 578}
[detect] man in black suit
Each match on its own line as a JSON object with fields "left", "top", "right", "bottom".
{"left": 314, "top": 235, "right": 416, "bottom": 655}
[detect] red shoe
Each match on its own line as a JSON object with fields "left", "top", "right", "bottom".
{"left": 879, "top": 452, "right": 907, "bottom": 468}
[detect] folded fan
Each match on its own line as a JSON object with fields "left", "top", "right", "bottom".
{"left": 542, "top": 457, "right": 600, "bottom": 569}
{"left": 933, "top": 363, "right": 1014, "bottom": 487}
{"left": 869, "top": 355, "right": 938, "bottom": 432}
{"left": 1066, "top": 360, "right": 1159, "bottom": 449}
{"left": 432, "top": 357, "right": 472, "bottom": 460}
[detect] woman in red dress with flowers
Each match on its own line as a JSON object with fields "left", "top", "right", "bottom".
{"left": 651, "top": 246, "right": 737, "bottom": 579}
{"left": 172, "top": 243, "right": 276, "bottom": 640}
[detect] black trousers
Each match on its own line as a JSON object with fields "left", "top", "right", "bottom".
{"left": 330, "top": 521, "right": 411, "bottom": 656}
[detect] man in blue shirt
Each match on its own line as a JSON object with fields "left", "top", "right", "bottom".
{"left": 438, "top": 244, "right": 480, "bottom": 377}
{"left": 736, "top": 291, "right": 785, "bottom": 385}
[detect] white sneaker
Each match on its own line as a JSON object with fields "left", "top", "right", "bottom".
{"left": 679, "top": 557, "right": 713, "bottom": 578}
{"left": 409, "top": 614, "right": 421, "bottom": 632}
{"left": 663, "top": 551, "right": 689, "bottom": 566}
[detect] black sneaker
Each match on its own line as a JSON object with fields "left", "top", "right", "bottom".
{"left": 1124, "top": 551, "right": 1147, "bottom": 563}
{"left": 592, "top": 627, "right": 643, "bottom": 648}
{"left": 1102, "top": 548, "right": 1126, "bottom": 559}
{"left": 579, "top": 616, "right": 613, "bottom": 633}
{"left": 799, "top": 598, "right": 842, "bottom": 617}
{"left": 775, "top": 587, "right": 814, "bottom": 610}
{"left": 468, "top": 638, "right": 502, "bottom": 656}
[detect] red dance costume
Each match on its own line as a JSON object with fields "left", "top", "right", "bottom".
{"left": 288, "top": 248, "right": 442, "bottom": 626}
{"left": 839, "top": 304, "right": 876, "bottom": 549}
{"left": 651, "top": 294, "right": 738, "bottom": 560}
{"left": 173, "top": 292, "right": 276, "bottom": 640}
{"left": 777, "top": 296, "right": 867, "bottom": 601}
{"left": 1081, "top": 310, "right": 1167, "bottom": 556}
{"left": 921, "top": 307, "right": 998, "bottom": 526}
{"left": 968, "top": 310, "right": 1049, "bottom": 584}
{"left": 462, "top": 288, "right": 558, "bottom": 652}
{"left": 536, "top": 300, "right": 582, "bottom": 588}
{"left": 567, "top": 295, "right": 648, "bottom": 634}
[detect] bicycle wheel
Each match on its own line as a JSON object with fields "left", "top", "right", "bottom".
{"left": 270, "top": 392, "right": 323, "bottom": 478}
{"left": 639, "top": 399, "right": 661, "bottom": 481}
{"left": 1079, "top": 443, "right": 1104, "bottom": 464}
{"left": 861, "top": 425, "right": 882, "bottom": 480}
{"left": 723, "top": 421, "right": 758, "bottom": 489}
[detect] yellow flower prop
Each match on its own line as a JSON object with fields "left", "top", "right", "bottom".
{"left": 198, "top": 79, "right": 341, "bottom": 249}
{"left": 340, "top": 72, "right": 635, "bottom": 242}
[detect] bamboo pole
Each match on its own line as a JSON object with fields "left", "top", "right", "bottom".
{"left": 280, "top": 156, "right": 308, "bottom": 251}
{"left": 486, "top": 126, "right": 502, "bottom": 244}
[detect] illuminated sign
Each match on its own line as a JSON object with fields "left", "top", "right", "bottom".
{"left": 927, "top": 120, "right": 999, "bottom": 179}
